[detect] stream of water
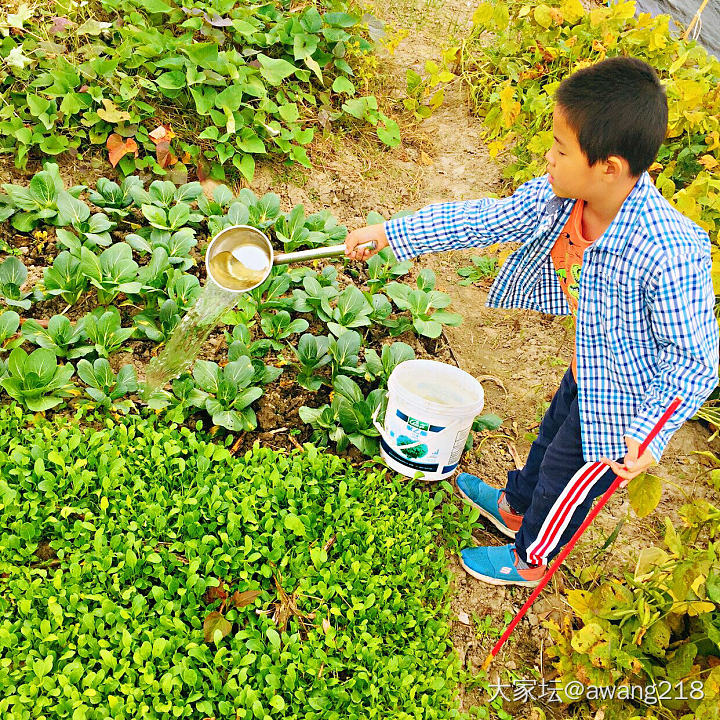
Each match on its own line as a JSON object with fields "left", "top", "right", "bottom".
{"left": 142, "top": 278, "right": 240, "bottom": 399}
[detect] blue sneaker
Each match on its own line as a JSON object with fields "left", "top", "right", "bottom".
{"left": 455, "top": 473, "right": 523, "bottom": 539}
{"left": 460, "top": 544, "right": 544, "bottom": 587}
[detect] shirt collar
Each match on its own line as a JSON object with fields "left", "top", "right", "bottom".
{"left": 544, "top": 172, "right": 652, "bottom": 255}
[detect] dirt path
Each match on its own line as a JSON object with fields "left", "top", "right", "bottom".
{"left": 249, "top": 0, "right": 720, "bottom": 714}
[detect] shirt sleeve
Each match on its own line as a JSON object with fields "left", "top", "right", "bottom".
{"left": 625, "top": 249, "right": 719, "bottom": 462}
{"left": 383, "top": 176, "right": 548, "bottom": 261}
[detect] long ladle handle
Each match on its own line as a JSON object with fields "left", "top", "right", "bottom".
{"left": 273, "top": 241, "right": 376, "bottom": 265}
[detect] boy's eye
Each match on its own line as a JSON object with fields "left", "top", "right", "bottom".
{"left": 557, "top": 151, "right": 566, "bottom": 156}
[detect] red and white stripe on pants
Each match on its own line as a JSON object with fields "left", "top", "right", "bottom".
{"left": 524, "top": 460, "right": 608, "bottom": 566}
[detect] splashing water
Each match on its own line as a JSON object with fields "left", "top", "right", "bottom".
{"left": 142, "top": 278, "right": 240, "bottom": 399}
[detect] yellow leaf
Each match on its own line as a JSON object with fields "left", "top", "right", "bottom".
{"left": 97, "top": 99, "right": 131, "bottom": 124}
{"left": 533, "top": 4, "right": 553, "bottom": 28}
{"left": 527, "top": 130, "right": 553, "bottom": 155}
{"left": 571, "top": 622, "right": 605, "bottom": 653}
{"left": 572, "top": 60, "right": 592, "bottom": 73}
{"left": 699, "top": 154, "right": 719, "bottom": 170}
{"left": 648, "top": 161, "right": 663, "bottom": 172}
{"left": 705, "top": 666, "right": 720, "bottom": 698}
{"left": 472, "top": 2, "right": 494, "bottom": 27}
{"left": 634, "top": 546, "right": 668, "bottom": 579}
{"left": 706, "top": 131, "right": 720, "bottom": 152}
{"left": 672, "top": 192, "right": 703, "bottom": 224}
{"left": 429, "top": 88, "right": 444, "bottom": 109}
{"left": 648, "top": 27, "right": 668, "bottom": 51}
{"left": 627, "top": 472, "right": 662, "bottom": 518}
{"left": 560, "top": 0, "right": 584, "bottom": 24}
{"left": 493, "top": 2, "right": 509, "bottom": 28}
{"left": 675, "top": 78, "right": 706, "bottom": 106}
{"left": 498, "top": 247, "right": 513, "bottom": 266}
{"left": 566, "top": 588, "right": 592, "bottom": 615}
{"left": 690, "top": 574, "right": 706, "bottom": 597}
{"left": 711, "top": 251, "right": 720, "bottom": 294}
{"left": 500, "top": 84, "right": 521, "bottom": 127}
{"left": 225, "top": 108, "right": 236, "bottom": 135}
{"left": 612, "top": 0, "right": 637, "bottom": 19}
{"left": 672, "top": 600, "right": 715, "bottom": 616}
{"left": 589, "top": 6, "right": 609, "bottom": 26}
{"left": 442, "top": 46, "right": 460, "bottom": 65}
{"left": 669, "top": 50, "right": 689, "bottom": 74}
{"left": 487, "top": 139, "right": 505, "bottom": 158}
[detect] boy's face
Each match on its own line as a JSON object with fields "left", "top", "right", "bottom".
{"left": 545, "top": 106, "right": 600, "bottom": 200}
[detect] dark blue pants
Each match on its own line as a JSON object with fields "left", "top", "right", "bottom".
{"left": 504, "top": 368, "right": 618, "bottom": 565}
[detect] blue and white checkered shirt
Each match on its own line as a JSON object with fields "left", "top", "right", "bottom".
{"left": 384, "top": 172, "right": 719, "bottom": 462}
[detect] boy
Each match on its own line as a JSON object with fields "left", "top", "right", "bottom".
{"left": 344, "top": 57, "right": 719, "bottom": 587}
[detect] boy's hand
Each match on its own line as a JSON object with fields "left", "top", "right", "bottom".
{"left": 344, "top": 224, "right": 389, "bottom": 261}
{"left": 601, "top": 436, "right": 657, "bottom": 488}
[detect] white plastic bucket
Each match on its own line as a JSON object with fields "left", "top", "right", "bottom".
{"left": 375, "top": 359, "right": 484, "bottom": 482}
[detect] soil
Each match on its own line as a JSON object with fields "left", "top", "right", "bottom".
{"left": 3, "top": 0, "right": 720, "bottom": 716}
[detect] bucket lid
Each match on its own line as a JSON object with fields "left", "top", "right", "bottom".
{"left": 388, "top": 359, "right": 484, "bottom": 416}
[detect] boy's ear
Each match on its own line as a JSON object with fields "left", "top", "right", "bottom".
{"left": 603, "top": 154, "right": 631, "bottom": 180}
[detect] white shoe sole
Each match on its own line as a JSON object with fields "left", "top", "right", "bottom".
{"left": 460, "top": 557, "right": 541, "bottom": 587}
{"left": 455, "top": 482, "right": 517, "bottom": 539}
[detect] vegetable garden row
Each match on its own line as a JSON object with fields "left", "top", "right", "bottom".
{"left": 0, "top": 162, "right": 469, "bottom": 455}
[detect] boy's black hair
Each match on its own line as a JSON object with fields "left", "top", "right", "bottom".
{"left": 555, "top": 57, "right": 668, "bottom": 177}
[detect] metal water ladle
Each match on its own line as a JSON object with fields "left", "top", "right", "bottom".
{"left": 205, "top": 225, "right": 376, "bottom": 293}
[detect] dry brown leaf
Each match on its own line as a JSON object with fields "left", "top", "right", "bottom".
{"left": 230, "top": 589, "right": 261, "bottom": 609}
{"left": 106, "top": 134, "right": 138, "bottom": 167}
{"left": 419, "top": 150, "right": 433, "bottom": 166}
{"left": 196, "top": 155, "right": 212, "bottom": 182}
{"left": 204, "top": 580, "right": 228, "bottom": 604}
{"left": 149, "top": 124, "right": 176, "bottom": 143}
{"left": 229, "top": 435, "right": 244, "bottom": 455}
{"left": 322, "top": 618, "right": 331, "bottom": 634}
{"left": 203, "top": 611, "right": 232, "bottom": 644}
{"left": 155, "top": 140, "right": 177, "bottom": 168}
{"left": 270, "top": 575, "right": 315, "bottom": 635}
{"left": 506, "top": 441, "right": 523, "bottom": 470}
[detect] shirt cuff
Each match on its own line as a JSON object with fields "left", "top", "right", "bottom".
{"left": 624, "top": 413, "right": 668, "bottom": 464}
{"left": 384, "top": 217, "right": 419, "bottom": 262}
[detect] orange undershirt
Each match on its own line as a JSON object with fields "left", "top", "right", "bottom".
{"left": 550, "top": 200, "right": 593, "bottom": 378}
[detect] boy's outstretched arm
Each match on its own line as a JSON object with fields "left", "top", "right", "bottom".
{"left": 345, "top": 176, "right": 550, "bottom": 261}
{"left": 620, "top": 250, "right": 719, "bottom": 465}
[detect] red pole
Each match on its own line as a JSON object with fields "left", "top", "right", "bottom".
{"left": 481, "top": 396, "right": 682, "bottom": 671}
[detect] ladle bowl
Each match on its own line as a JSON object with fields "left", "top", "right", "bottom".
{"left": 205, "top": 225, "right": 376, "bottom": 293}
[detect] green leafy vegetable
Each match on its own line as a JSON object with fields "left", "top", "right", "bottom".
{"left": 0, "top": 347, "right": 75, "bottom": 411}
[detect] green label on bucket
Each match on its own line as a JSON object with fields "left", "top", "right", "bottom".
{"left": 407, "top": 416, "right": 430, "bottom": 431}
